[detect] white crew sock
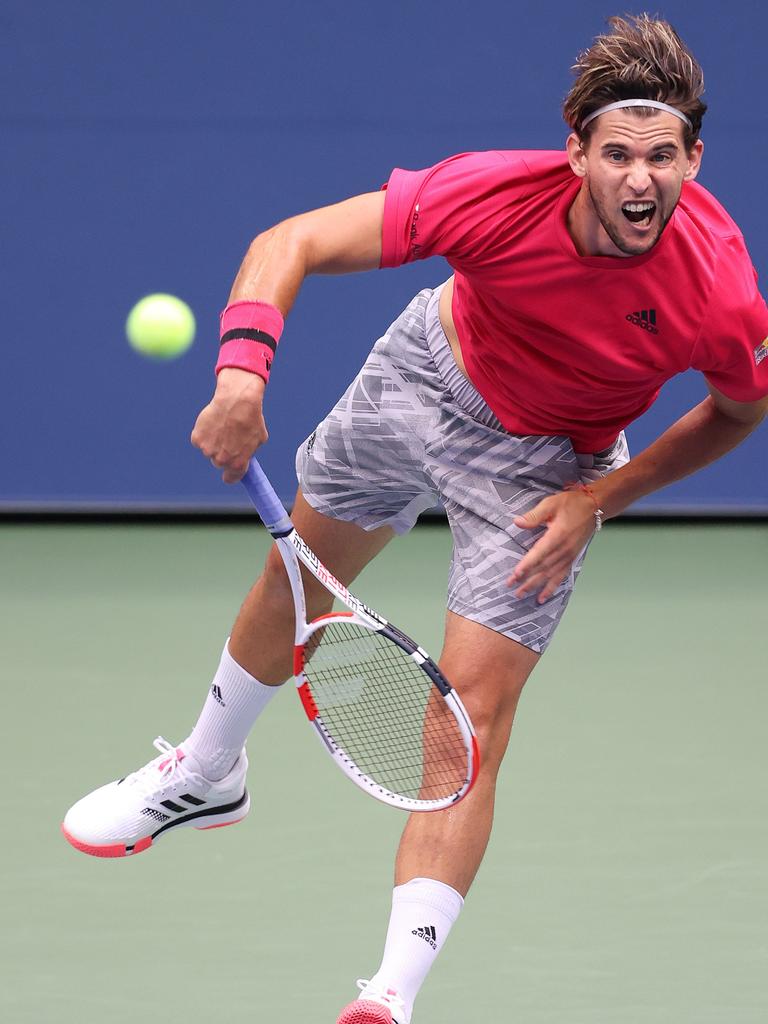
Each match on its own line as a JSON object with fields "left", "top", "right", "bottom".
{"left": 367, "top": 877, "right": 464, "bottom": 1021}
{"left": 183, "top": 640, "right": 281, "bottom": 780}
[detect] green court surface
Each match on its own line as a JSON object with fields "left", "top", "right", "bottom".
{"left": 1, "top": 522, "right": 766, "bottom": 1023}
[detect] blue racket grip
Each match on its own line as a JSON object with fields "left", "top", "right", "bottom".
{"left": 241, "top": 457, "right": 293, "bottom": 535}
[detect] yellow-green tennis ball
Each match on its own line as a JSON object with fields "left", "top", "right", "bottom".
{"left": 126, "top": 294, "right": 196, "bottom": 361}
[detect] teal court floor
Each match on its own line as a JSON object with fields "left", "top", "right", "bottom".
{"left": 1, "top": 522, "right": 766, "bottom": 1023}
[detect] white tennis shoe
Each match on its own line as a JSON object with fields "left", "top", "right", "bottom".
{"left": 336, "top": 979, "right": 410, "bottom": 1024}
{"left": 61, "top": 737, "right": 249, "bottom": 857}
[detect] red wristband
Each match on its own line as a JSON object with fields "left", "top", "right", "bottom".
{"left": 215, "top": 300, "right": 285, "bottom": 383}
{"left": 576, "top": 482, "right": 599, "bottom": 510}
{"left": 566, "top": 482, "right": 605, "bottom": 531}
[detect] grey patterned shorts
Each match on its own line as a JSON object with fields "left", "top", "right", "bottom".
{"left": 296, "top": 285, "right": 629, "bottom": 653}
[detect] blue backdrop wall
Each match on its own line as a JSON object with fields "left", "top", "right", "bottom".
{"left": 4, "top": 0, "right": 767, "bottom": 511}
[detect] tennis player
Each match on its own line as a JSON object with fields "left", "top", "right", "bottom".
{"left": 63, "top": 15, "right": 768, "bottom": 1024}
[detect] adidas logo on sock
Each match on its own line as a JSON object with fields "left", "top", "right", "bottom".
{"left": 411, "top": 924, "right": 437, "bottom": 949}
{"left": 211, "top": 684, "right": 226, "bottom": 707}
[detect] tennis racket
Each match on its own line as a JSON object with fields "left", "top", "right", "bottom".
{"left": 241, "top": 456, "right": 479, "bottom": 812}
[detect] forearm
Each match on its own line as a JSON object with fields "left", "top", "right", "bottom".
{"left": 197, "top": 193, "right": 385, "bottom": 481}
{"left": 592, "top": 396, "right": 765, "bottom": 518}
{"left": 228, "top": 221, "right": 308, "bottom": 315}
{"left": 194, "top": 221, "right": 307, "bottom": 480}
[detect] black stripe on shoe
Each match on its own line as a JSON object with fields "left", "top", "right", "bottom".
{"left": 151, "top": 790, "right": 249, "bottom": 839}
{"left": 160, "top": 799, "right": 187, "bottom": 813}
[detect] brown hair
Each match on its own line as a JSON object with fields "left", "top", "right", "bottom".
{"left": 563, "top": 14, "right": 706, "bottom": 150}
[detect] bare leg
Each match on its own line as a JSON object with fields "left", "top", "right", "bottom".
{"left": 61, "top": 490, "right": 398, "bottom": 859}
{"left": 229, "top": 489, "right": 395, "bottom": 684}
{"left": 232, "top": 506, "right": 537, "bottom": 897}
{"left": 395, "top": 611, "right": 539, "bottom": 896}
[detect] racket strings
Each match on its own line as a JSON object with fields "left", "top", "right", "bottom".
{"left": 302, "top": 620, "right": 468, "bottom": 800}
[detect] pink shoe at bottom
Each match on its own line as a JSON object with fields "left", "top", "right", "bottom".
{"left": 336, "top": 980, "right": 409, "bottom": 1024}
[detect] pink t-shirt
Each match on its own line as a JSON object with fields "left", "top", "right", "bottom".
{"left": 381, "top": 150, "right": 768, "bottom": 451}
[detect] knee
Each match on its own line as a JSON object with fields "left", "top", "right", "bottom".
{"left": 462, "top": 674, "right": 522, "bottom": 739}
{"left": 447, "top": 663, "right": 531, "bottom": 774}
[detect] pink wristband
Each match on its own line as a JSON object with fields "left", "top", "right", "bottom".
{"left": 215, "top": 300, "right": 285, "bottom": 383}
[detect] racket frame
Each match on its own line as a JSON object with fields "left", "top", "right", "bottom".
{"left": 242, "top": 457, "right": 479, "bottom": 811}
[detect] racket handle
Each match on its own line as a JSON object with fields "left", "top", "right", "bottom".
{"left": 241, "top": 457, "right": 293, "bottom": 535}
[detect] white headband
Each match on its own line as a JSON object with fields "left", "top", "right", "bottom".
{"left": 581, "top": 99, "right": 693, "bottom": 131}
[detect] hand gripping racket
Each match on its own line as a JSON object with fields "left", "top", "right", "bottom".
{"left": 241, "top": 456, "right": 479, "bottom": 811}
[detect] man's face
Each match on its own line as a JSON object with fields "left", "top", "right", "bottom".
{"left": 566, "top": 111, "right": 704, "bottom": 257}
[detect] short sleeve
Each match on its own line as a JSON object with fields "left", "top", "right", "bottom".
{"left": 692, "top": 234, "right": 768, "bottom": 401}
{"left": 380, "top": 151, "right": 530, "bottom": 270}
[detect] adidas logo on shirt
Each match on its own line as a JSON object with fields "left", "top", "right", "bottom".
{"left": 211, "top": 684, "right": 226, "bottom": 707}
{"left": 626, "top": 308, "right": 659, "bottom": 334}
{"left": 411, "top": 925, "right": 437, "bottom": 949}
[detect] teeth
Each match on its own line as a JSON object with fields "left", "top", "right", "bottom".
{"left": 623, "top": 202, "right": 655, "bottom": 212}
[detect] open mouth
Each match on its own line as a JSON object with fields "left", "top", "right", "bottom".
{"left": 622, "top": 201, "right": 656, "bottom": 227}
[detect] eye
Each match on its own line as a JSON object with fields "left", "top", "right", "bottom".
{"left": 651, "top": 152, "right": 674, "bottom": 164}
{"left": 606, "top": 151, "right": 626, "bottom": 163}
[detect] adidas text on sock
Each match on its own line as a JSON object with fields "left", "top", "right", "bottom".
{"left": 183, "top": 640, "right": 280, "bottom": 780}
{"left": 367, "top": 877, "right": 464, "bottom": 1020}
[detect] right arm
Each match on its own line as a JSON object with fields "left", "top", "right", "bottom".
{"left": 191, "top": 190, "right": 386, "bottom": 482}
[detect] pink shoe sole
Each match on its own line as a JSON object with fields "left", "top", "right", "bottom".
{"left": 336, "top": 999, "right": 396, "bottom": 1024}
{"left": 60, "top": 824, "right": 153, "bottom": 857}
{"left": 60, "top": 811, "right": 247, "bottom": 858}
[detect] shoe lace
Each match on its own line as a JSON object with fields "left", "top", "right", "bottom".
{"left": 355, "top": 980, "right": 407, "bottom": 1020}
{"left": 126, "top": 737, "right": 188, "bottom": 796}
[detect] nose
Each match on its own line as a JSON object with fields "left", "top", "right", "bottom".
{"left": 626, "top": 161, "right": 652, "bottom": 193}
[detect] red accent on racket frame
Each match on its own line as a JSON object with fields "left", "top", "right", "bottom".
{"left": 468, "top": 735, "right": 482, "bottom": 795}
{"left": 294, "top": 611, "right": 355, "bottom": 721}
{"left": 296, "top": 681, "right": 319, "bottom": 721}
{"left": 292, "top": 611, "right": 354, "bottom": 678}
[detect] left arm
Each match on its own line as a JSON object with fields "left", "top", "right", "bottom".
{"left": 587, "top": 383, "right": 767, "bottom": 517}
{"left": 512, "top": 383, "right": 768, "bottom": 602}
